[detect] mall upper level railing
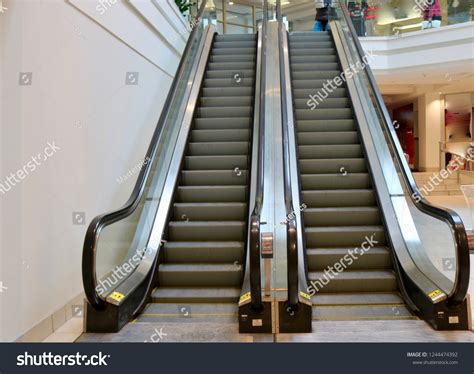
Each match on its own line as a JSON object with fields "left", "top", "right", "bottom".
{"left": 279, "top": 0, "right": 474, "bottom": 36}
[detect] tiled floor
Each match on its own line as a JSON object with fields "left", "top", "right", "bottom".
{"left": 45, "top": 196, "right": 474, "bottom": 343}
{"left": 42, "top": 317, "right": 83, "bottom": 343}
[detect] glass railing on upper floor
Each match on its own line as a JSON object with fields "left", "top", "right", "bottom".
{"left": 280, "top": 0, "right": 474, "bottom": 36}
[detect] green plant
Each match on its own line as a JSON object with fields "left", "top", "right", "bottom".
{"left": 175, "top": 0, "right": 192, "bottom": 14}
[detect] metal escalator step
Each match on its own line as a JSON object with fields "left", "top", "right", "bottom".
{"left": 296, "top": 119, "right": 355, "bottom": 132}
{"left": 312, "top": 292, "right": 404, "bottom": 305}
{"left": 194, "top": 118, "right": 251, "bottom": 130}
{"left": 296, "top": 108, "right": 353, "bottom": 120}
{"left": 203, "top": 77, "right": 255, "bottom": 87}
{"left": 168, "top": 221, "right": 246, "bottom": 241}
{"left": 201, "top": 86, "right": 254, "bottom": 98}
{"left": 212, "top": 47, "right": 256, "bottom": 55}
{"left": 312, "top": 304, "right": 414, "bottom": 321}
{"left": 289, "top": 41, "right": 334, "bottom": 49}
{"left": 213, "top": 41, "right": 256, "bottom": 49}
{"left": 301, "top": 189, "right": 376, "bottom": 207}
{"left": 291, "top": 55, "right": 337, "bottom": 63}
{"left": 137, "top": 303, "right": 238, "bottom": 323}
{"left": 196, "top": 107, "right": 253, "bottom": 118}
{"left": 176, "top": 186, "right": 247, "bottom": 203}
{"left": 163, "top": 241, "right": 245, "bottom": 263}
{"left": 215, "top": 34, "right": 257, "bottom": 42}
{"left": 290, "top": 48, "right": 336, "bottom": 56}
{"left": 292, "top": 79, "right": 345, "bottom": 89}
{"left": 305, "top": 226, "right": 386, "bottom": 247}
{"left": 291, "top": 63, "right": 339, "bottom": 71}
{"left": 308, "top": 270, "right": 397, "bottom": 293}
{"left": 293, "top": 88, "right": 347, "bottom": 100}
{"left": 307, "top": 246, "right": 391, "bottom": 270}
{"left": 298, "top": 144, "right": 363, "bottom": 159}
{"left": 199, "top": 96, "right": 253, "bottom": 107}
{"left": 300, "top": 173, "right": 371, "bottom": 190}
{"left": 299, "top": 158, "right": 367, "bottom": 174}
{"left": 184, "top": 155, "right": 248, "bottom": 170}
{"left": 190, "top": 129, "right": 251, "bottom": 142}
{"left": 206, "top": 70, "right": 255, "bottom": 80}
{"left": 297, "top": 131, "right": 359, "bottom": 145}
{"left": 151, "top": 287, "right": 241, "bottom": 303}
{"left": 304, "top": 207, "right": 381, "bottom": 227}
{"left": 294, "top": 98, "right": 350, "bottom": 110}
{"left": 290, "top": 33, "right": 331, "bottom": 42}
{"left": 180, "top": 170, "right": 248, "bottom": 186}
{"left": 187, "top": 141, "right": 249, "bottom": 155}
{"left": 208, "top": 62, "right": 256, "bottom": 71}
{"left": 292, "top": 71, "right": 342, "bottom": 80}
{"left": 158, "top": 263, "right": 243, "bottom": 286}
{"left": 209, "top": 54, "right": 256, "bottom": 63}
{"left": 173, "top": 202, "right": 247, "bottom": 221}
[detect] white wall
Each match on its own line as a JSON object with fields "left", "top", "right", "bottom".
{"left": 418, "top": 93, "right": 443, "bottom": 172}
{"left": 360, "top": 22, "right": 474, "bottom": 72}
{"left": 0, "top": 0, "right": 189, "bottom": 341}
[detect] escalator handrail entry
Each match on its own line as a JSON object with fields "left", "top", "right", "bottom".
{"left": 337, "top": 0, "right": 470, "bottom": 306}
{"left": 82, "top": 0, "right": 211, "bottom": 310}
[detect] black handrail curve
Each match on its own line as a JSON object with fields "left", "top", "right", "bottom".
{"left": 337, "top": 0, "right": 470, "bottom": 306}
{"left": 248, "top": 0, "right": 268, "bottom": 310}
{"left": 277, "top": 0, "right": 300, "bottom": 309}
{"left": 82, "top": 0, "right": 210, "bottom": 310}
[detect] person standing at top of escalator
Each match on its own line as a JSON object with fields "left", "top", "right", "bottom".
{"left": 422, "top": 0, "right": 442, "bottom": 29}
{"left": 314, "top": 0, "right": 337, "bottom": 32}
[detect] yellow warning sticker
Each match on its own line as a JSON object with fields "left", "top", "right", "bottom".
{"left": 109, "top": 291, "right": 125, "bottom": 302}
{"left": 300, "top": 291, "right": 311, "bottom": 300}
{"left": 428, "top": 289, "right": 444, "bottom": 300}
{"left": 239, "top": 291, "right": 251, "bottom": 303}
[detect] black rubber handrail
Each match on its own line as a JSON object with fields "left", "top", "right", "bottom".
{"left": 337, "top": 0, "right": 470, "bottom": 306}
{"left": 248, "top": 0, "right": 268, "bottom": 310}
{"left": 82, "top": 0, "right": 210, "bottom": 310}
{"left": 277, "top": 0, "right": 300, "bottom": 309}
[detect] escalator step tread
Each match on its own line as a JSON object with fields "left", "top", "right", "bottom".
{"left": 311, "top": 292, "right": 404, "bottom": 305}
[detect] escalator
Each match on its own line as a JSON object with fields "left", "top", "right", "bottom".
{"left": 287, "top": 31, "right": 414, "bottom": 322}
{"left": 81, "top": 0, "right": 270, "bottom": 336}
{"left": 278, "top": 0, "right": 471, "bottom": 332}
{"left": 140, "top": 33, "right": 257, "bottom": 323}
